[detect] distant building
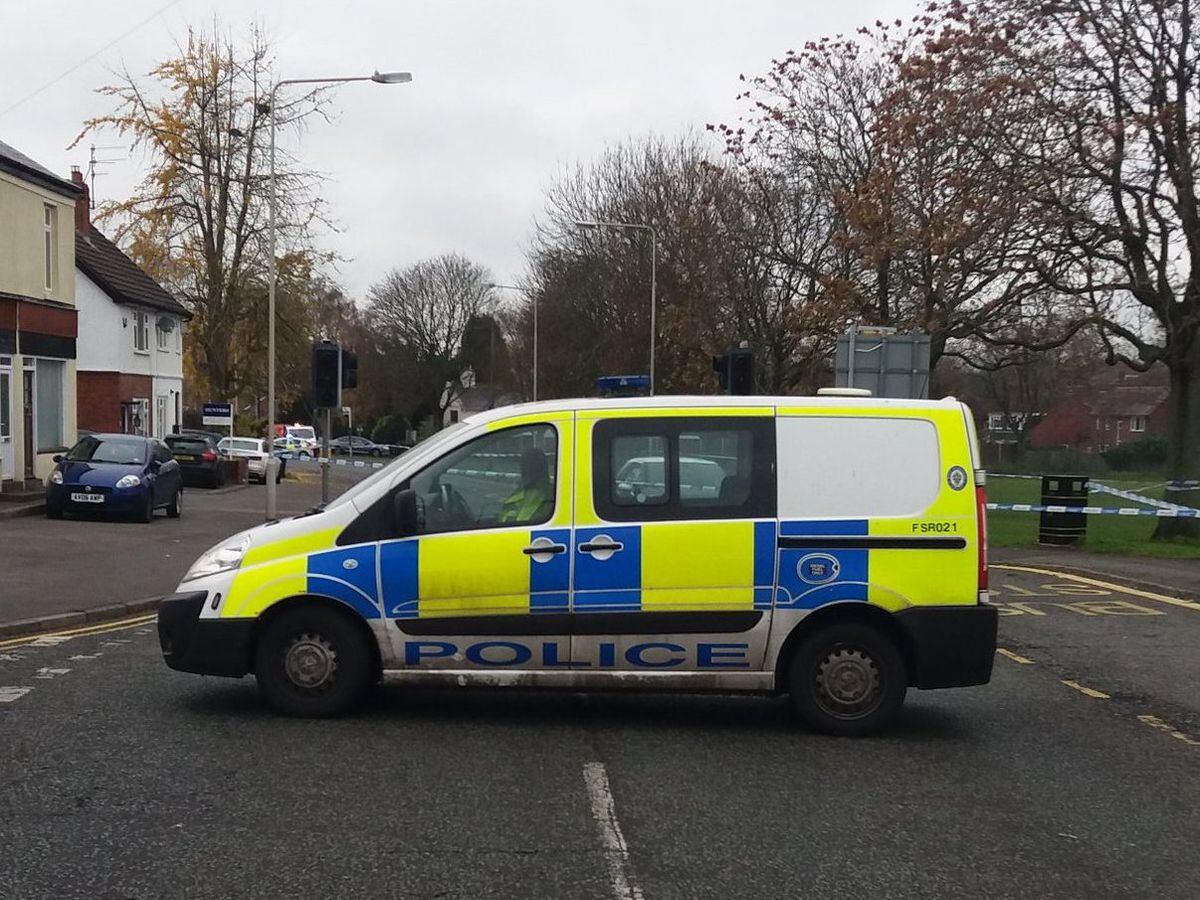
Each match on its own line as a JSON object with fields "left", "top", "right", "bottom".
{"left": 1030, "top": 367, "right": 1169, "bottom": 452}
{"left": 71, "top": 170, "right": 190, "bottom": 438}
{"left": 0, "top": 139, "right": 81, "bottom": 489}
{"left": 441, "top": 367, "right": 522, "bottom": 427}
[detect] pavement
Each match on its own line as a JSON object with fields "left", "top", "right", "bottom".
{"left": 0, "top": 469, "right": 363, "bottom": 631}
{"left": 0, "top": 544, "right": 1198, "bottom": 895}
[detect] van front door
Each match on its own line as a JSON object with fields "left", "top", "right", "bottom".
{"left": 381, "top": 416, "right": 575, "bottom": 670}
{"left": 570, "top": 414, "right": 777, "bottom": 674}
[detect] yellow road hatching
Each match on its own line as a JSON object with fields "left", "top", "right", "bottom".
{"left": 992, "top": 565, "right": 1200, "bottom": 613}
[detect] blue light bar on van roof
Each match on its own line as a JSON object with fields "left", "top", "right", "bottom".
{"left": 596, "top": 374, "right": 651, "bottom": 393}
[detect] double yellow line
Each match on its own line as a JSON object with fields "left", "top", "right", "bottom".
{"left": 0, "top": 613, "right": 157, "bottom": 650}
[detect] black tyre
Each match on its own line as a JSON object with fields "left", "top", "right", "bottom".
{"left": 254, "top": 605, "right": 374, "bottom": 717}
{"left": 137, "top": 492, "right": 154, "bottom": 523}
{"left": 788, "top": 622, "right": 907, "bottom": 737}
{"left": 166, "top": 488, "right": 183, "bottom": 518}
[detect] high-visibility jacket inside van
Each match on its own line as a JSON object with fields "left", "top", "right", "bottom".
{"left": 159, "top": 395, "right": 997, "bottom": 735}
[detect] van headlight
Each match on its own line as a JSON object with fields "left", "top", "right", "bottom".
{"left": 183, "top": 532, "right": 251, "bottom": 582}
{"left": 116, "top": 474, "right": 142, "bottom": 488}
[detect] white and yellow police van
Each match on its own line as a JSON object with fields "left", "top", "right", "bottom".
{"left": 158, "top": 393, "right": 996, "bottom": 735}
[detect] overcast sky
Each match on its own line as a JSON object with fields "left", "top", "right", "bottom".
{"left": 1, "top": 0, "right": 906, "bottom": 302}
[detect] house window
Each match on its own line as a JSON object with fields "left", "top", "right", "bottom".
{"left": 156, "top": 395, "right": 168, "bottom": 438}
{"left": 176, "top": 324, "right": 183, "bottom": 354}
{"left": 35, "top": 358, "right": 64, "bottom": 451}
{"left": 1131, "top": 415, "right": 1146, "bottom": 433}
{"left": 987, "top": 413, "right": 1005, "bottom": 431}
{"left": 449, "top": 409, "right": 460, "bottom": 423}
{"left": 43, "top": 205, "right": 57, "bottom": 292}
{"left": 156, "top": 320, "right": 169, "bottom": 351}
{"left": 133, "top": 310, "right": 149, "bottom": 353}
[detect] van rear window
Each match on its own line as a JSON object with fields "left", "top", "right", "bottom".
{"left": 776, "top": 416, "right": 940, "bottom": 519}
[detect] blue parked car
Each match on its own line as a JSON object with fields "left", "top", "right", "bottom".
{"left": 46, "top": 433, "right": 184, "bottom": 523}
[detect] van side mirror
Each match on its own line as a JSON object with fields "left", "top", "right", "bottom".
{"left": 393, "top": 488, "right": 422, "bottom": 537}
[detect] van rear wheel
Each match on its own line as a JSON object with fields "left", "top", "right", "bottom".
{"left": 255, "top": 606, "right": 373, "bottom": 717}
{"left": 788, "top": 622, "right": 907, "bottom": 736}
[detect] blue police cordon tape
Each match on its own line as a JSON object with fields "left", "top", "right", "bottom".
{"left": 987, "top": 502, "right": 1199, "bottom": 518}
{"left": 283, "top": 456, "right": 387, "bottom": 470}
{"left": 282, "top": 456, "right": 523, "bottom": 481}
{"left": 987, "top": 473, "right": 1200, "bottom": 515}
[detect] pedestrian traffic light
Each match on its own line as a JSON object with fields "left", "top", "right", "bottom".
{"left": 312, "top": 340, "right": 341, "bottom": 408}
{"left": 341, "top": 348, "right": 358, "bottom": 390}
{"left": 712, "top": 343, "right": 754, "bottom": 395}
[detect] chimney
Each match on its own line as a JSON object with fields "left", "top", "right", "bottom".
{"left": 71, "top": 166, "right": 90, "bottom": 232}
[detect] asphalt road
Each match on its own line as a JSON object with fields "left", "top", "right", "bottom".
{"left": 1, "top": 566, "right": 1198, "bottom": 898}
{"left": 0, "top": 464, "right": 371, "bottom": 623}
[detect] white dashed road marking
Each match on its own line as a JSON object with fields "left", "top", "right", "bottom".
{"left": 583, "top": 762, "right": 645, "bottom": 900}
{"left": 28, "top": 635, "right": 72, "bottom": 647}
{"left": 34, "top": 667, "right": 70, "bottom": 680}
{"left": 0, "top": 686, "right": 32, "bottom": 703}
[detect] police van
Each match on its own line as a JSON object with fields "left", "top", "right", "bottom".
{"left": 158, "top": 393, "right": 997, "bottom": 735}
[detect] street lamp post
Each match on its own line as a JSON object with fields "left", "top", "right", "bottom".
{"left": 574, "top": 220, "right": 657, "bottom": 395}
{"left": 264, "top": 70, "right": 411, "bottom": 520}
{"left": 487, "top": 282, "right": 537, "bottom": 401}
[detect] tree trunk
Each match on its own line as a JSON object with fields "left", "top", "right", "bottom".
{"left": 1152, "top": 350, "right": 1200, "bottom": 540}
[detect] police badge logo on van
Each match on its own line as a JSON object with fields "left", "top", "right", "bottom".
{"left": 797, "top": 553, "right": 840, "bottom": 585}
{"left": 947, "top": 465, "right": 968, "bottom": 491}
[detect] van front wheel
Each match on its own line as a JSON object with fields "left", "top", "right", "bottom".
{"left": 255, "top": 606, "right": 373, "bottom": 717}
{"left": 788, "top": 623, "right": 907, "bottom": 736}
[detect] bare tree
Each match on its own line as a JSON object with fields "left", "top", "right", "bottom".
{"left": 367, "top": 253, "right": 494, "bottom": 416}
{"left": 964, "top": 0, "right": 1200, "bottom": 535}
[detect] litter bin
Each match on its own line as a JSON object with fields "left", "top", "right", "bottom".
{"left": 1038, "top": 475, "right": 1088, "bottom": 545}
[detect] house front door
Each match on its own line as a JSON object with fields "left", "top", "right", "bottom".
{"left": 22, "top": 370, "right": 34, "bottom": 480}
{"left": 0, "top": 366, "right": 13, "bottom": 481}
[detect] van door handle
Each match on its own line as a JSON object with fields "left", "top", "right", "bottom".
{"left": 578, "top": 536, "right": 624, "bottom": 556}
{"left": 523, "top": 542, "right": 567, "bottom": 556}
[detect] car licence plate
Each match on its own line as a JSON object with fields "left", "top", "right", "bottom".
{"left": 70, "top": 492, "right": 105, "bottom": 504}
{"left": 175, "top": 454, "right": 195, "bottom": 461}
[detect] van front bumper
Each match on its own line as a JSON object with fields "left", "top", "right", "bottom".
{"left": 895, "top": 604, "right": 998, "bottom": 689}
{"left": 157, "top": 592, "right": 254, "bottom": 678}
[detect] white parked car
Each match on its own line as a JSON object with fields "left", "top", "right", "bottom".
{"left": 217, "top": 437, "right": 285, "bottom": 484}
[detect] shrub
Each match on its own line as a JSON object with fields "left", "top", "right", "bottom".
{"left": 1102, "top": 436, "right": 1169, "bottom": 471}
{"left": 370, "top": 414, "right": 409, "bottom": 445}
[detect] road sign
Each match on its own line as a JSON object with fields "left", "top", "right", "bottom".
{"left": 201, "top": 402, "right": 233, "bottom": 427}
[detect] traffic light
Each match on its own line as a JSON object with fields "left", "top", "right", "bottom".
{"left": 312, "top": 340, "right": 341, "bottom": 408}
{"left": 340, "top": 348, "right": 358, "bottom": 390}
{"left": 712, "top": 343, "right": 754, "bottom": 395}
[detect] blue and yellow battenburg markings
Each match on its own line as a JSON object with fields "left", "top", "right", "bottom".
{"left": 295, "top": 518, "right": 882, "bottom": 622}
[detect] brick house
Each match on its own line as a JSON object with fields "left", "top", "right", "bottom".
{"left": 0, "top": 139, "right": 81, "bottom": 490}
{"left": 1029, "top": 367, "right": 1169, "bottom": 452}
{"left": 72, "top": 170, "right": 190, "bottom": 437}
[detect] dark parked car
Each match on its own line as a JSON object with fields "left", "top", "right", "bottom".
{"left": 165, "top": 433, "right": 224, "bottom": 488}
{"left": 328, "top": 435, "right": 386, "bottom": 456}
{"left": 46, "top": 434, "right": 184, "bottom": 522}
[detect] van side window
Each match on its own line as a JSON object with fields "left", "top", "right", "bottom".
{"left": 407, "top": 424, "right": 557, "bottom": 535}
{"left": 594, "top": 417, "right": 775, "bottom": 522}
